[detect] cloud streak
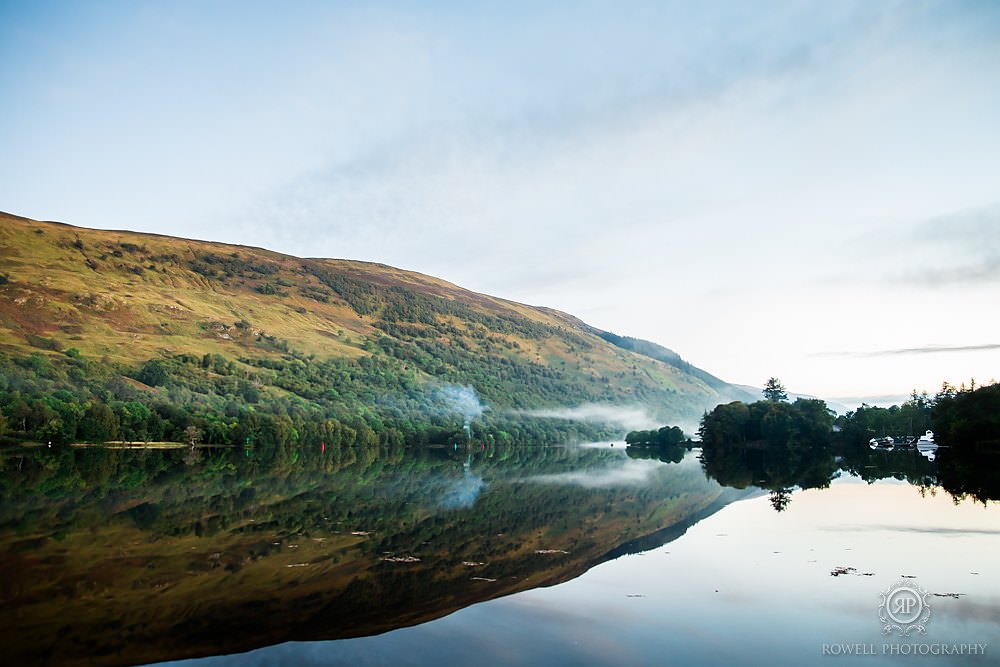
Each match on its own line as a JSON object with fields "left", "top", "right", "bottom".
{"left": 821, "top": 344, "right": 1000, "bottom": 358}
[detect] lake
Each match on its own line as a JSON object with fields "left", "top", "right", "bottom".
{"left": 1, "top": 441, "right": 996, "bottom": 666}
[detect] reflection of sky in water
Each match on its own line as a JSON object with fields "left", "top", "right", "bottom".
{"left": 164, "top": 477, "right": 999, "bottom": 667}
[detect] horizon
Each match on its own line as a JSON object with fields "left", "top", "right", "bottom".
{"left": 2, "top": 1, "right": 998, "bottom": 398}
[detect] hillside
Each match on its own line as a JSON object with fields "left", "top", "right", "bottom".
{"left": 0, "top": 211, "right": 741, "bottom": 443}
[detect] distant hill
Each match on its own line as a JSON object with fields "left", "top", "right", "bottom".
{"left": 595, "top": 331, "right": 758, "bottom": 404}
{"left": 0, "top": 211, "right": 750, "bottom": 435}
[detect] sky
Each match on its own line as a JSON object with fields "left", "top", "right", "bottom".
{"left": 2, "top": 0, "right": 998, "bottom": 402}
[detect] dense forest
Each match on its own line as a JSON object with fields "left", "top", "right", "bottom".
{"left": 0, "top": 346, "right": 618, "bottom": 455}
{"left": 686, "top": 378, "right": 1000, "bottom": 508}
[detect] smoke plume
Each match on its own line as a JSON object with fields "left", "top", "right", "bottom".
{"left": 434, "top": 384, "right": 486, "bottom": 436}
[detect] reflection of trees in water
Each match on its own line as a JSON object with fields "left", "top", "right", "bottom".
{"left": 935, "top": 449, "right": 1000, "bottom": 504}
{"left": 625, "top": 443, "right": 687, "bottom": 464}
{"left": 700, "top": 438, "right": 838, "bottom": 499}
{"left": 768, "top": 488, "right": 793, "bottom": 512}
{"left": 0, "top": 442, "right": 732, "bottom": 666}
{"left": 700, "top": 434, "right": 999, "bottom": 510}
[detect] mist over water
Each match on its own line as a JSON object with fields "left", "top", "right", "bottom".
{"left": 526, "top": 457, "right": 666, "bottom": 489}
{"left": 512, "top": 404, "right": 659, "bottom": 432}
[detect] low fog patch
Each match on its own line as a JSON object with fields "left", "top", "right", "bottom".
{"left": 512, "top": 404, "right": 659, "bottom": 431}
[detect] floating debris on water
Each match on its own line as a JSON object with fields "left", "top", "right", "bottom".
{"left": 932, "top": 592, "right": 965, "bottom": 599}
{"left": 350, "top": 531, "right": 371, "bottom": 536}
{"left": 381, "top": 555, "right": 421, "bottom": 563}
{"left": 901, "top": 574, "right": 917, "bottom": 578}
{"left": 463, "top": 561, "right": 486, "bottom": 567}
{"left": 286, "top": 563, "right": 310, "bottom": 568}
{"left": 471, "top": 577, "right": 497, "bottom": 582}
{"left": 626, "top": 594, "right": 645, "bottom": 598}
{"left": 535, "top": 549, "right": 569, "bottom": 555}
{"left": 831, "top": 566, "right": 857, "bottom": 577}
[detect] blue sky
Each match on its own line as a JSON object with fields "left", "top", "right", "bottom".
{"left": 2, "top": 1, "right": 998, "bottom": 400}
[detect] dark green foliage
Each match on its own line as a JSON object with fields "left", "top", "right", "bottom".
{"left": 933, "top": 383, "right": 1000, "bottom": 451}
{"left": 625, "top": 425, "right": 686, "bottom": 446}
{"left": 834, "top": 392, "right": 933, "bottom": 445}
{"left": 699, "top": 398, "right": 833, "bottom": 448}
{"left": 762, "top": 377, "right": 787, "bottom": 402}
{"left": 137, "top": 360, "right": 169, "bottom": 387}
{"left": 0, "top": 346, "right": 613, "bottom": 450}
{"left": 190, "top": 252, "right": 278, "bottom": 279}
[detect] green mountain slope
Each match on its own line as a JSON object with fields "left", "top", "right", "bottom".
{"left": 0, "top": 211, "right": 740, "bottom": 441}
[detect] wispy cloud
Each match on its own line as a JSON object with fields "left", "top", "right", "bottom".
{"left": 905, "top": 260, "right": 1000, "bottom": 287}
{"left": 821, "top": 344, "right": 1000, "bottom": 358}
{"left": 900, "top": 203, "right": 1000, "bottom": 287}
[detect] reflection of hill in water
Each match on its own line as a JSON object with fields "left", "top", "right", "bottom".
{"left": 0, "top": 444, "right": 742, "bottom": 667}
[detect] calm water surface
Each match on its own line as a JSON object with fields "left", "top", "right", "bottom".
{"left": 2, "top": 442, "right": 997, "bottom": 666}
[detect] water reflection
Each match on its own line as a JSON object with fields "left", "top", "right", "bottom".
{"left": 2, "top": 438, "right": 997, "bottom": 666}
{"left": 0, "top": 442, "right": 738, "bottom": 666}
{"left": 695, "top": 437, "right": 996, "bottom": 510}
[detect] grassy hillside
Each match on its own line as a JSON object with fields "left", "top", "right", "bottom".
{"left": 0, "top": 211, "right": 737, "bottom": 439}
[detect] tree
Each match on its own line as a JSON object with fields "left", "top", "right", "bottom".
{"left": 769, "top": 488, "right": 793, "bottom": 512}
{"left": 763, "top": 377, "right": 788, "bottom": 402}
{"left": 137, "top": 360, "right": 168, "bottom": 387}
{"left": 184, "top": 425, "right": 203, "bottom": 447}
{"left": 79, "top": 403, "right": 119, "bottom": 442}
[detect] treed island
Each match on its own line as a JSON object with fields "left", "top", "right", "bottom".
{"left": 628, "top": 378, "right": 1000, "bottom": 507}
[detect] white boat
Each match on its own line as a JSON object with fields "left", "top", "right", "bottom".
{"left": 868, "top": 436, "right": 895, "bottom": 449}
{"left": 916, "top": 430, "right": 937, "bottom": 460}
